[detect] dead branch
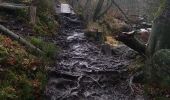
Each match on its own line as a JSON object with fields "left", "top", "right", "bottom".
{"left": 0, "top": 3, "right": 29, "bottom": 10}
{"left": 0, "top": 24, "right": 44, "bottom": 55}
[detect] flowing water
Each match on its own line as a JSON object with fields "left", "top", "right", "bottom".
{"left": 45, "top": 12, "right": 144, "bottom": 100}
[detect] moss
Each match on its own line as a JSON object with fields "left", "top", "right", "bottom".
{"left": 151, "top": 49, "right": 170, "bottom": 87}
{"left": 33, "top": 13, "right": 58, "bottom": 35}
{"left": 0, "top": 35, "right": 48, "bottom": 100}
{"left": 30, "top": 37, "right": 58, "bottom": 58}
{"left": 0, "top": 45, "right": 8, "bottom": 61}
{"left": 154, "top": 0, "right": 166, "bottom": 19}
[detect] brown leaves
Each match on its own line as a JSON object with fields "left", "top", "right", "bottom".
{"left": 2, "top": 37, "right": 13, "bottom": 48}
{"left": 0, "top": 35, "right": 45, "bottom": 99}
{"left": 22, "top": 58, "right": 41, "bottom": 71}
{"left": 6, "top": 56, "right": 17, "bottom": 65}
{"left": 32, "top": 79, "right": 40, "bottom": 88}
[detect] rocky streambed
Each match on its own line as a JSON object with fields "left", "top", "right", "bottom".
{"left": 45, "top": 13, "right": 144, "bottom": 100}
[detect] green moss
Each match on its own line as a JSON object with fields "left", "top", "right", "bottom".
{"left": 30, "top": 37, "right": 58, "bottom": 58}
{"left": 0, "top": 86, "right": 17, "bottom": 100}
{"left": 33, "top": 13, "right": 57, "bottom": 35}
{"left": 151, "top": 49, "right": 170, "bottom": 87}
{"left": 0, "top": 70, "right": 34, "bottom": 100}
{"left": 0, "top": 45, "right": 8, "bottom": 62}
{"left": 0, "top": 35, "right": 48, "bottom": 100}
{"left": 16, "top": 9, "right": 28, "bottom": 22}
{"left": 36, "top": 71, "right": 47, "bottom": 90}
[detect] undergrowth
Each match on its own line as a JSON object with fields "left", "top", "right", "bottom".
{"left": 0, "top": 0, "right": 59, "bottom": 99}
{"left": 30, "top": 37, "right": 58, "bottom": 59}
{"left": 0, "top": 35, "right": 47, "bottom": 100}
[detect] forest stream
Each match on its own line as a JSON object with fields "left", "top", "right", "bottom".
{"left": 1, "top": 0, "right": 170, "bottom": 100}
{"left": 44, "top": 7, "right": 144, "bottom": 100}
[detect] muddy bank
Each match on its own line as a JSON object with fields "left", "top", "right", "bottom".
{"left": 45, "top": 13, "right": 143, "bottom": 100}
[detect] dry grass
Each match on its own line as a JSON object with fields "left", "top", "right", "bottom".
{"left": 105, "top": 36, "right": 119, "bottom": 47}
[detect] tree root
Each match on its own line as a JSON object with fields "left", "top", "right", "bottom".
{"left": 128, "top": 71, "right": 143, "bottom": 94}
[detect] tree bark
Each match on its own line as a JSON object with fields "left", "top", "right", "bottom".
{"left": 147, "top": 0, "right": 170, "bottom": 56}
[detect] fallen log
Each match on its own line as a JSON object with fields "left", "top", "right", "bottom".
{"left": 0, "top": 24, "right": 44, "bottom": 55}
{"left": 116, "top": 31, "right": 146, "bottom": 55}
{"left": 0, "top": 3, "right": 29, "bottom": 10}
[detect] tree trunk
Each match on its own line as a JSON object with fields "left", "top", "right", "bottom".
{"left": 93, "top": 0, "right": 104, "bottom": 21}
{"left": 147, "top": 0, "right": 170, "bottom": 56}
{"left": 145, "top": 0, "right": 170, "bottom": 88}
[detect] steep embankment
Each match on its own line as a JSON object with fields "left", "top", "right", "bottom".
{"left": 0, "top": 3, "right": 58, "bottom": 99}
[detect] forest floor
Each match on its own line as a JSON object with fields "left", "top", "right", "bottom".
{"left": 0, "top": 11, "right": 58, "bottom": 99}
{"left": 1, "top": 2, "right": 170, "bottom": 100}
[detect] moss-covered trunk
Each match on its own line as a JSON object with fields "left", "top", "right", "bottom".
{"left": 145, "top": 0, "right": 170, "bottom": 89}
{"left": 147, "top": 0, "right": 170, "bottom": 56}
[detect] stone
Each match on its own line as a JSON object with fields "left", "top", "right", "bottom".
{"left": 151, "top": 49, "right": 170, "bottom": 87}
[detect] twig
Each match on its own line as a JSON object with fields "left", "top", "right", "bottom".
{"left": 84, "top": 74, "right": 103, "bottom": 88}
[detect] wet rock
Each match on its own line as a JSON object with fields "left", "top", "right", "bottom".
{"left": 150, "top": 49, "right": 170, "bottom": 87}
{"left": 101, "top": 43, "right": 112, "bottom": 56}
{"left": 140, "top": 22, "right": 152, "bottom": 28}
{"left": 111, "top": 45, "right": 137, "bottom": 59}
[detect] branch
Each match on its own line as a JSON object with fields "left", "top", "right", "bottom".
{"left": 0, "top": 3, "right": 29, "bottom": 10}
{"left": 0, "top": 24, "right": 44, "bottom": 55}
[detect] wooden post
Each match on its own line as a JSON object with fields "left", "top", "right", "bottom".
{"left": 29, "top": 5, "right": 36, "bottom": 25}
